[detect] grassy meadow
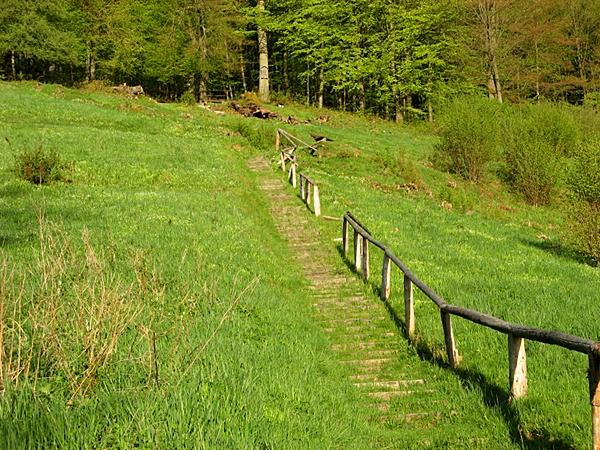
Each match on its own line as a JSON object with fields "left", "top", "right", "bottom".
{"left": 1, "top": 81, "right": 599, "bottom": 449}
{"left": 0, "top": 81, "right": 396, "bottom": 449}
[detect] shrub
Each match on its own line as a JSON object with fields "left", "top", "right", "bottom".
{"left": 180, "top": 90, "right": 196, "bottom": 105}
{"left": 566, "top": 140, "right": 600, "bottom": 263}
{"left": 569, "top": 201, "right": 600, "bottom": 265}
{"left": 433, "top": 97, "right": 503, "bottom": 182}
{"left": 14, "top": 142, "right": 66, "bottom": 185}
{"left": 568, "top": 140, "right": 600, "bottom": 204}
{"left": 501, "top": 104, "right": 575, "bottom": 205}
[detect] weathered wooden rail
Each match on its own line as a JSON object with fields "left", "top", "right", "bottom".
{"left": 342, "top": 211, "right": 600, "bottom": 449}
{"left": 276, "top": 129, "right": 324, "bottom": 217}
{"left": 299, "top": 173, "right": 321, "bottom": 217}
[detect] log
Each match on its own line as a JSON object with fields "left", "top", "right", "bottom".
{"left": 380, "top": 254, "right": 391, "bottom": 301}
{"left": 353, "top": 229, "right": 363, "bottom": 272}
{"left": 590, "top": 353, "right": 600, "bottom": 450}
{"left": 441, "top": 311, "right": 459, "bottom": 368}
{"left": 404, "top": 275, "right": 415, "bottom": 339}
{"left": 313, "top": 184, "right": 321, "bottom": 217}
{"left": 362, "top": 236, "right": 369, "bottom": 280}
{"left": 508, "top": 334, "right": 527, "bottom": 400}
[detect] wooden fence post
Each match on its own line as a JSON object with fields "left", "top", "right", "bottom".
{"left": 313, "top": 185, "right": 321, "bottom": 217}
{"left": 508, "top": 334, "right": 528, "bottom": 400}
{"left": 362, "top": 237, "right": 369, "bottom": 280}
{"left": 306, "top": 179, "right": 312, "bottom": 206}
{"left": 404, "top": 275, "right": 415, "bottom": 339}
{"left": 380, "top": 254, "right": 391, "bottom": 301}
{"left": 353, "top": 230, "right": 363, "bottom": 272}
{"left": 590, "top": 352, "right": 600, "bottom": 450}
{"left": 300, "top": 174, "right": 305, "bottom": 200}
{"left": 342, "top": 217, "right": 349, "bottom": 256}
{"left": 290, "top": 162, "right": 297, "bottom": 188}
{"left": 280, "top": 151, "right": 286, "bottom": 172}
{"left": 441, "top": 311, "right": 459, "bottom": 368}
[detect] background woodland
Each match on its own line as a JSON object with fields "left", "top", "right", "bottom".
{"left": 2, "top": 0, "right": 600, "bottom": 119}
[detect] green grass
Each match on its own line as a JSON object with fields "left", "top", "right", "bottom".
{"left": 0, "top": 81, "right": 394, "bottom": 449}
{"left": 2, "top": 82, "right": 598, "bottom": 448}
{"left": 262, "top": 102, "right": 600, "bottom": 448}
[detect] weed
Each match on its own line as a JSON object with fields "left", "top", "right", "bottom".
{"left": 14, "top": 142, "right": 67, "bottom": 185}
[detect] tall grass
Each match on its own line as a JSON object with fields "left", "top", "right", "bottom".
{"left": 0, "top": 215, "right": 146, "bottom": 401}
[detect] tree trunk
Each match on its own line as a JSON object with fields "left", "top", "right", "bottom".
{"left": 395, "top": 95, "right": 404, "bottom": 124}
{"left": 199, "top": 76, "right": 208, "bottom": 102}
{"left": 318, "top": 65, "right": 324, "bottom": 109}
{"left": 240, "top": 55, "right": 247, "bottom": 93}
{"left": 428, "top": 99, "right": 433, "bottom": 122}
{"left": 359, "top": 80, "right": 366, "bottom": 111}
{"left": 257, "top": 0, "right": 269, "bottom": 103}
{"left": 306, "top": 61, "right": 310, "bottom": 106}
{"left": 10, "top": 50, "right": 16, "bottom": 80}
{"left": 283, "top": 49, "right": 290, "bottom": 94}
{"left": 478, "top": 0, "right": 503, "bottom": 103}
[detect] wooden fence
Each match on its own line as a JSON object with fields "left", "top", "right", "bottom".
{"left": 342, "top": 211, "right": 600, "bottom": 449}
{"left": 276, "top": 129, "right": 322, "bottom": 217}
{"left": 299, "top": 173, "right": 321, "bottom": 217}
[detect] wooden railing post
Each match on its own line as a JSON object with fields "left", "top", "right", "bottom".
{"left": 290, "top": 162, "right": 297, "bottom": 188}
{"left": 590, "top": 353, "right": 600, "bottom": 450}
{"left": 342, "top": 217, "right": 349, "bottom": 256}
{"left": 380, "top": 254, "right": 391, "bottom": 301}
{"left": 280, "top": 151, "right": 286, "bottom": 172}
{"left": 441, "top": 311, "right": 459, "bottom": 368}
{"left": 508, "top": 334, "right": 528, "bottom": 400}
{"left": 362, "top": 237, "right": 369, "bottom": 280}
{"left": 313, "top": 185, "right": 321, "bottom": 217}
{"left": 299, "top": 174, "right": 305, "bottom": 200}
{"left": 353, "top": 229, "right": 363, "bottom": 272}
{"left": 306, "top": 179, "right": 312, "bottom": 206}
{"left": 404, "top": 275, "right": 415, "bottom": 339}
{"left": 276, "top": 130, "right": 281, "bottom": 160}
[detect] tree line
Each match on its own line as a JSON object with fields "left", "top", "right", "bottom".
{"left": 1, "top": 0, "right": 599, "bottom": 119}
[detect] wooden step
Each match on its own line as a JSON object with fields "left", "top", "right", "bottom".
{"left": 354, "top": 379, "right": 425, "bottom": 389}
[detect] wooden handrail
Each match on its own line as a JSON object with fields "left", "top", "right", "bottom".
{"left": 299, "top": 173, "right": 321, "bottom": 217}
{"left": 342, "top": 211, "right": 600, "bottom": 449}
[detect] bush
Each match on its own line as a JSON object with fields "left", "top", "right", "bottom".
{"left": 568, "top": 140, "right": 600, "bottom": 204}
{"left": 566, "top": 140, "right": 600, "bottom": 263}
{"left": 14, "top": 142, "right": 66, "bottom": 185}
{"left": 569, "top": 201, "right": 600, "bottom": 265}
{"left": 501, "top": 104, "right": 577, "bottom": 205}
{"left": 433, "top": 97, "right": 503, "bottom": 182}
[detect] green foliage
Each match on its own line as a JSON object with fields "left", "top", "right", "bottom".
{"left": 433, "top": 97, "right": 502, "bottom": 181}
{"left": 568, "top": 139, "right": 600, "bottom": 204}
{"left": 14, "top": 142, "right": 66, "bottom": 185}
{"left": 502, "top": 104, "right": 579, "bottom": 205}
{"left": 569, "top": 201, "right": 600, "bottom": 264}
{"left": 566, "top": 140, "right": 600, "bottom": 262}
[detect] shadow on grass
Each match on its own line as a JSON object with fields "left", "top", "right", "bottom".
{"left": 521, "top": 238, "right": 597, "bottom": 268}
{"left": 381, "top": 295, "right": 578, "bottom": 450}
{"left": 336, "top": 244, "right": 578, "bottom": 450}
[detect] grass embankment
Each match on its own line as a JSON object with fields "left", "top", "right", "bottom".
{"left": 0, "top": 82, "right": 390, "bottom": 448}
{"left": 246, "top": 103, "right": 600, "bottom": 448}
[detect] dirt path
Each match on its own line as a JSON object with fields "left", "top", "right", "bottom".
{"left": 248, "top": 156, "right": 446, "bottom": 434}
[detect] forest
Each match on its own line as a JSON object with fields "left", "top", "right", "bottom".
{"left": 2, "top": 0, "right": 600, "bottom": 120}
